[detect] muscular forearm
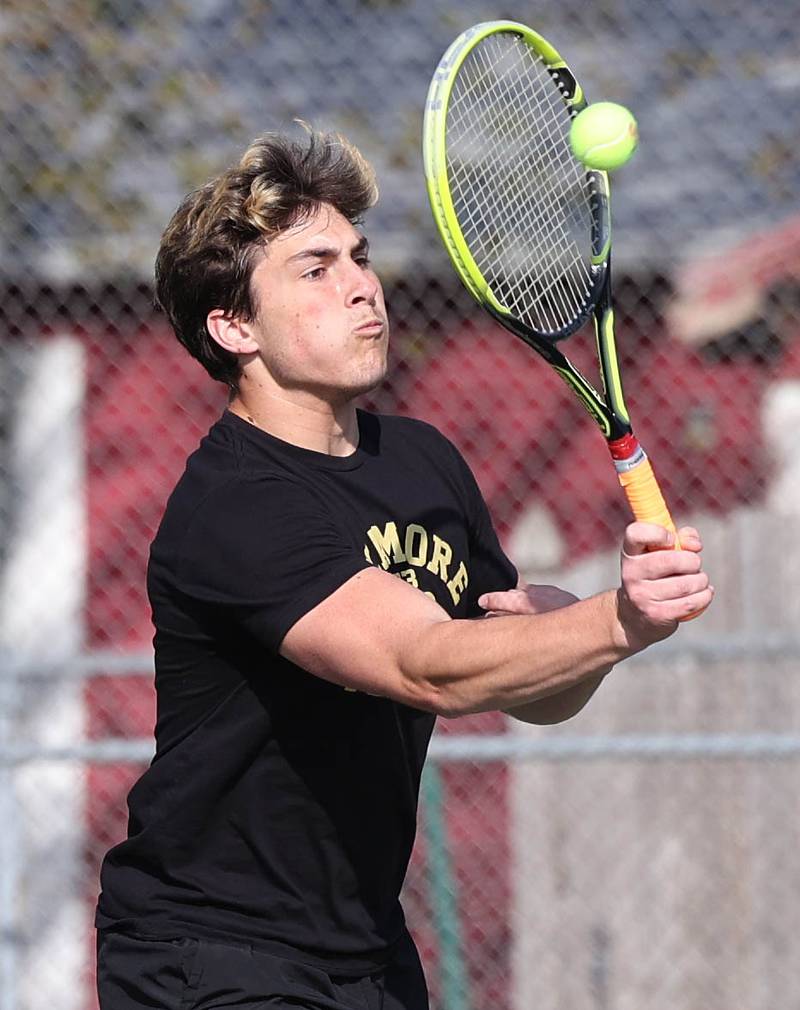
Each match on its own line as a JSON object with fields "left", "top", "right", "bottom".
{"left": 401, "top": 590, "right": 630, "bottom": 717}
{"left": 503, "top": 671, "right": 609, "bottom": 724}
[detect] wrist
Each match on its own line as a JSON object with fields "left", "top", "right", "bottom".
{"left": 612, "top": 586, "right": 678, "bottom": 655}
{"left": 606, "top": 588, "right": 644, "bottom": 656}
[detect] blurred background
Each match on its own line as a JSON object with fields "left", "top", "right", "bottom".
{"left": 2, "top": 1, "right": 800, "bottom": 1008}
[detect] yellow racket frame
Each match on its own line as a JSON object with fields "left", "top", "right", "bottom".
{"left": 423, "top": 20, "right": 681, "bottom": 544}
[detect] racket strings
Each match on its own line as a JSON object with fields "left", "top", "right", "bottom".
{"left": 445, "top": 33, "right": 596, "bottom": 334}
{"left": 449, "top": 39, "right": 591, "bottom": 325}
{"left": 455, "top": 44, "right": 590, "bottom": 328}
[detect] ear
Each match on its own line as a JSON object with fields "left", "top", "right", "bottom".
{"left": 207, "top": 310, "right": 260, "bottom": 355}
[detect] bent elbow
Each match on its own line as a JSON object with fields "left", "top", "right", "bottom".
{"left": 423, "top": 683, "right": 482, "bottom": 720}
{"left": 397, "top": 675, "right": 450, "bottom": 716}
{"left": 394, "top": 669, "right": 469, "bottom": 719}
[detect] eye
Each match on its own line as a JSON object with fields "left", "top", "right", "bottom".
{"left": 303, "top": 266, "right": 326, "bottom": 280}
{"left": 354, "top": 252, "right": 371, "bottom": 269}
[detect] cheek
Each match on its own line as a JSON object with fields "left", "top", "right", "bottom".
{"left": 282, "top": 307, "right": 342, "bottom": 372}
{"left": 291, "top": 299, "right": 328, "bottom": 341}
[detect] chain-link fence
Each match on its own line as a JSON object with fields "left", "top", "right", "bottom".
{"left": 2, "top": 2, "right": 800, "bottom": 1009}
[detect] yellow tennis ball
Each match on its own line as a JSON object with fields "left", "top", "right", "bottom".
{"left": 569, "top": 102, "right": 638, "bottom": 171}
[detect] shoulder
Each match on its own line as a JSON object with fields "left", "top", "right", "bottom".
{"left": 172, "top": 468, "right": 326, "bottom": 533}
{"left": 153, "top": 451, "right": 330, "bottom": 573}
{"left": 151, "top": 466, "right": 349, "bottom": 602}
{"left": 367, "top": 410, "right": 461, "bottom": 458}
{"left": 167, "top": 413, "right": 334, "bottom": 521}
{"left": 365, "top": 411, "right": 483, "bottom": 512}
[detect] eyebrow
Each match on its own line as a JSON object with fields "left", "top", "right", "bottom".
{"left": 286, "top": 235, "right": 369, "bottom": 264}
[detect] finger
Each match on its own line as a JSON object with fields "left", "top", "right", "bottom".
{"left": 622, "top": 522, "right": 676, "bottom": 558}
{"left": 478, "top": 589, "right": 532, "bottom": 614}
{"left": 683, "top": 584, "right": 715, "bottom": 619}
{"left": 623, "top": 546, "right": 702, "bottom": 579}
{"left": 676, "top": 526, "right": 703, "bottom": 553}
{"left": 479, "top": 586, "right": 578, "bottom": 615}
{"left": 640, "top": 571, "right": 711, "bottom": 603}
{"left": 656, "top": 584, "right": 715, "bottom": 621}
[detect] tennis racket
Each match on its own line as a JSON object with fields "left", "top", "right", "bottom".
{"left": 423, "top": 20, "right": 679, "bottom": 543}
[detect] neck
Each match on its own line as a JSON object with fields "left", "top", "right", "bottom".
{"left": 228, "top": 386, "right": 360, "bottom": 457}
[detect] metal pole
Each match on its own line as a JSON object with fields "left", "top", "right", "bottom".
{"left": 0, "top": 668, "right": 20, "bottom": 1010}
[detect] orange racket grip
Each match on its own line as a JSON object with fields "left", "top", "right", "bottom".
{"left": 617, "top": 456, "right": 679, "bottom": 545}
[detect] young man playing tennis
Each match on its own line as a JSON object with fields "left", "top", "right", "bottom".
{"left": 95, "top": 128, "right": 712, "bottom": 1010}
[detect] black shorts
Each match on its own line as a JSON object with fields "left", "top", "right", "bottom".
{"left": 96, "top": 929, "right": 430, "bottom": 1010}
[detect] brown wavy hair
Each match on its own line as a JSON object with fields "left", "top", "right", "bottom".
{"left": 155, "top": 127, "right": 379, "bottom": 388}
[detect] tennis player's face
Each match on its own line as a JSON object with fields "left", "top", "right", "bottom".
{"left": 248, "top": 204, "right": 389, "bottom": 402}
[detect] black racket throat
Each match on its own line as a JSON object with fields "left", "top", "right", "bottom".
{"left": 485, "top": 292, "right": 632, "bottom": 445}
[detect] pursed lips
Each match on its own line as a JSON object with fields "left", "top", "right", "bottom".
{"left": 354, "top": 317, "right": 385, "bottom": 335}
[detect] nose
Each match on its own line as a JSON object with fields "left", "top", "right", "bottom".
{"left": 346, "top": 262, "right": 379, "bottom": 307}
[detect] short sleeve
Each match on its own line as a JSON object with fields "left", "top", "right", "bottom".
{"left": 173, "top": 476, "right": 371, "bottom": 652}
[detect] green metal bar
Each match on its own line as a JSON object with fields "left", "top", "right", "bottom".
{"left": 421, "top": 763, "right": 470, "bottom": 1010}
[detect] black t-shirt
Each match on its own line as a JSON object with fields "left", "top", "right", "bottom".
{"left": 96, "top": 409, "right": 516, "bottom": 971}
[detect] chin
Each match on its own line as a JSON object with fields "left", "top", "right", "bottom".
{"left": 354, "top": 357, "right": 389, "bottom": 396}
{"left": 327, "top": 348, "right": 389, "bottom": 401}
{"left": 323, "top": 370, "right": 384, "bottom": 405}
{"left": 349, "top": 373, "right": 385, "bottom": 399}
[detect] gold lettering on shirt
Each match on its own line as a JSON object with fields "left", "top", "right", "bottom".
{"left": 363, "top": 521, "right": 469, "bottom": 609}
{"left": 426, "top": 534, "right": 452, "bottom": 581}
{"left": 404, "top": 524, "right": 428, "bottom": 567}
{"left": 367, "top": 521, "right": 406, "bottom": 569}
{"left": 446, "top": 561, "right": 469, "bottom": 606}
{"left": 398, "top": 568, "right": 419, "bottom": 588}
